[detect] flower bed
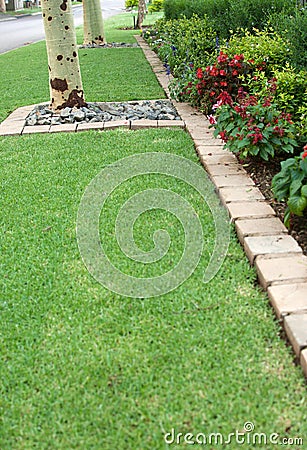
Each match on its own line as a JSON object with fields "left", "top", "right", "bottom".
{"left": 144, "top": 19, "right": 307, "bottom": 248}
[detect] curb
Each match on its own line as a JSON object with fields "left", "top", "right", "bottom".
{"left": 134, "top": 35, "right": 307, "bottom": 378}
{"left": 0, "top": 15, "right": 16, "bottom": 21}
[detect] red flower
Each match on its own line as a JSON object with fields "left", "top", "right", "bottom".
{"left": 217, "top": 51, "right": 228, "bottom": 64}
{"left": 196, "top": 68, "right": 203, "bottom": 79}
{"left": 208, "top": 115, "right": 216, "bottom": 125}
{"left": 219, "top": 69, "right": 226, "bottom": 76}
{"left": 209, "top": 67, "right": 219, "bottom": 77}
{"left": 232, "top": 69, "right": 238, "bottom": 76}
{"left": 219, "top": 130, "right": 228, "bottom": 142}
{"left": 302, "top": 145, "right": 307, "bottom": 159}
{"left": 250, "top": 132, "right": 263, "bottom": 144}
{"left": 262, "top": 97, "right": 271, "bottom": 107}
{"left": 273, "top": 126, "right": 284, "bottom": 137}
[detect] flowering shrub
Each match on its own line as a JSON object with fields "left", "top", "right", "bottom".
{"left": 212, "top": 90, "right": 298, "bottom": 161}
{"left": 272, "top": 147, "right": 307, "bottom": 226}
{"left": 170, "top": 51, "right": 264, "bottom": 114}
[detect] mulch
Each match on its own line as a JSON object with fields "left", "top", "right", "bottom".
{"left": 237, "top": 154, "right": 307, "bottom": 256}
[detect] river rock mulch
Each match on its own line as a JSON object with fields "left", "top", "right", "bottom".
{"left": 78, "top": 42, "right": 139, "bottom": 49}
{"left": 239, "top": 155, "right": 307, "bottom": 256}
{"left": 24, "top": 100, "right": 181, "bottom": 126}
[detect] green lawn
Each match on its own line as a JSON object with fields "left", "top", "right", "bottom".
{"left": 0, "top": 12, "right": 306, "bottom": 450}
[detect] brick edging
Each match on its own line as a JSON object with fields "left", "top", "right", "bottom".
{"left": 135, "top": 35, "right": 307, "bottom": 378}
{"left": 0, "top": 101, "right": 185, "bottom": 136}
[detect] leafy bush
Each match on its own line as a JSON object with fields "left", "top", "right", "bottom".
{"left": 144, "top": 15, "right": 216, "bottom": 77}
{"left": 163, "top": 0, "right": 295, "bottom": 38}
{"left": 148, "top": 0, "right": 164, "bottom": 13}
{"left": 269, "top": 9, "right": 307, "bottom": 69}
{"left": 238, "top": 65, "right": 307, "bottom": 145}
{"left": 125, "top": 0, "right": 138, "bottom": 8}
{"left": 224, "top": 28, "right": 292, "bottom": 73}
{"left": 212, "top": 91, "right": 298, "bottom": 161}
{"left": 164, "top": 0, "right": 207, "bottom": 20}
{"left": 272, "top": 148, "right": 307, "bottom": 226}
{"left": 227, "top": 0, "right": 295, "bottom": 34}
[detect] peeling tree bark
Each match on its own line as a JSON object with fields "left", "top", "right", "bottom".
{"left": 41, "top": 0, "right": 86, "bottom": 111}
{"left": 0, "top": 0, "right": 6, "bottom": 13}
{"left": 136, "top": 0, "right": 146, "bottom": 29}
{"left": 83, "top": 0, "right": 105, "bottom": 45}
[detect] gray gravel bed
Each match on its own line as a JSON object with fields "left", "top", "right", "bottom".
{"left": 78, "top": 42, "right": 140, "bottom": 49}
{"left": 25, "top": 100, "right": 181, "bottom": 126}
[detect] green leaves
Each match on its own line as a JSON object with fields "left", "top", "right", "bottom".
{"left": 272, "top": 154, "right": 307, "bottom": 226}
{"left": 213, "top": 99, "right": 298, "bottom": 161}
{"left": 288, "top": 195, "right": 307, "bottom": 216}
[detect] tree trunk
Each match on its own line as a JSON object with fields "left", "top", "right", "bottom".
{"left": 41, "top": 0, "right": 86, "bottom": 111}
{"left": 83, "top": 0, "right": 105, "bottom": 45}
{"left": 136, "top": 0, "right": 146, "bottom": 29}
{"left": 0, "top": 0, "right": 6, "bottom": 13}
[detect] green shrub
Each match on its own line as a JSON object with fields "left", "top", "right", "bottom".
{"left": 271, "top": 67, "right": 307, "bottom": 121}
{"left": 269, "top": 9, "right": 307, "bottom": 69}
{"left": 148, "top": 0, "right": 164, "bottom": 13}
{"left": 125, "top": 0, "right": 138, "bottom": 7}
{"left": 163, "top": 0, "right": 194, "bottom": 20}
{"left": 163, "top": 0, "right": 231, "bottom": 38}
{"left": 228, "top": 0, "right": 295, "bottom": 34}
{"left": 241, "top": 64, "right": 307, "bottom": 142}
{"left": 144, "top": 15, "right": 216, "bottom": 76}
{"left": 163, "top": 0, "right": 295, "bottom": 38}
{"left": 224, "top": 28, "right": 292, "bottom": 73}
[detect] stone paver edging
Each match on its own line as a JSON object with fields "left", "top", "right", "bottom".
{"left": 134, "top": 35, "right": 307, "bottom": 377}
{"left": 0, "top": 102, "right": 185, "bottom": 137}
{"left": 0, "top": 36, "right": 306, "bottom": 377}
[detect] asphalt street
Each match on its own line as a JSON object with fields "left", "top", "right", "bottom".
{"left": 0, "top": 0, "right": 125, "bottom": 54}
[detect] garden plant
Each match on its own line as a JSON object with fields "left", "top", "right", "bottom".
{"left": 144, "top": 0, "right": 307, "bottom": 231}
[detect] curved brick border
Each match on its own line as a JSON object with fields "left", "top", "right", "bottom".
{"left": 134, "top": 35, "right": 307, "bottom": 378}
{"left": 0, "top": 36, "right": 306, "bottom": 377}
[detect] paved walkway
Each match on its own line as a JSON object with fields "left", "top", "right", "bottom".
{"left": 0, "top": 35, "right": 306, "bottom": 377}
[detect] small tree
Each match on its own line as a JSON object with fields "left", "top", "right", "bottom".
{"left": 83, "top": 0, "right": 105, "bottom": 45}
{"left": 41, "top": 0, "right": 86, "bottom": 111}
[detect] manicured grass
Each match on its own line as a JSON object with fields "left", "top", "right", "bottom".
{"left": 0, "top": 7, "right": 41, "bottom": 16}
{"left": 0, "top": 129, "right": 306, "bottom": 449}
{"left": 0, "top": 12, "right": 306, "bottom": 450}
{"left": 0, "top": 12, "right": 164, "bottom": 122}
